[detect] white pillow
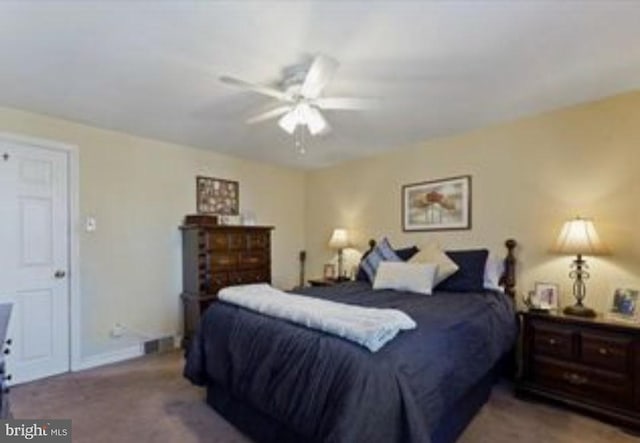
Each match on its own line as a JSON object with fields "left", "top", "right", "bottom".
{"left": 410, "top": 243, "right": 459, "bottom": 285}
{"left": 484, "top": 255, "right": 505, "bottom": 292}
{"left": 373, "top": 262, "right": 438, "bottom": 295}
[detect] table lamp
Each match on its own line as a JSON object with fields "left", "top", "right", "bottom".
{"left": 553, "top": 216, "right": 608, "bottom": 317}
{"left": 329, "top": 228, "right": 350, "bottom": 281}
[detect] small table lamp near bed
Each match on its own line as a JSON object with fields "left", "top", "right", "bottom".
{"left": 554, "top": 216, "right": 609, "bottom": 318}
{"left": 329, "top": 228, "right": 350, "bottom": 281}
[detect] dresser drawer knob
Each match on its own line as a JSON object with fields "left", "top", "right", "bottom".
{"left": 598, "top": 347, "right": 609, "bottom": 355}
{"left": 563, "top": 372, "right": 588, "bottom": 385}
{"left": 548, "top": 338, "right": 557, "bottom": 345}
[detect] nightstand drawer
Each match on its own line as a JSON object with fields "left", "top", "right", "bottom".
{"left": 533, "top": 357, "right": 633, "bottom": 409}
{"left": 532, "top": 322, "right": 574, "bottom": 360}
{"left": 581, "top": 331, "right": 631, "bottom": 373}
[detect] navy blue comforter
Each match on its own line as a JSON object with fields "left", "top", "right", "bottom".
{"left": 184, "top": 282, "right": 517, "bottom": 443}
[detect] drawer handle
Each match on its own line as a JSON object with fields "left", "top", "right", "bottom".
{"left": 563, "top": 372, "right": 588, "bottom": 385}
{"left": 598, "top": 347, "right": 609, "bottom": 355}
{"left": 548, "top": 338, "right": 557, "bottom": 346}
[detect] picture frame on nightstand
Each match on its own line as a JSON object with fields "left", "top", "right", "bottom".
{"left": 524, "top": 282, "right": 559, "bottom": 311}
{"left": 607, "top": 287, "right": 639, "bottom": 322}
{"left": 323, "top": 264, "right": 336, "bottom": 280}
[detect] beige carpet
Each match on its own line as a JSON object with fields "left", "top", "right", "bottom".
{"left": 11, "top": 351, "right": 639, "bottom": 443}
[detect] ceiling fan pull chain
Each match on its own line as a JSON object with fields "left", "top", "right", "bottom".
{"left": 295, "top": 126, "right": 306, "bottom": 154}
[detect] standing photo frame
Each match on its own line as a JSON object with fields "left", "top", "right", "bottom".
{"left": 196, "top": 176, "right": 239, "bottom": 215}
{"left": 609, "top": 288, "right": 639, "bottom": 320}
{"left": 529, "top": 282, "right": 560, "bottom": 310}
{"left": 402, "top": 175, "right": 471, "bottom": 232}
{"left": 323, "top": 264, "right": 336, "bottom": 280}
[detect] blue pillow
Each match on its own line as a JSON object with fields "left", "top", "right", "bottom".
{"left": 359, "top": 238, "right": 402, "bottom": 282}
{"left": 395, "top": 246, "right": 420, "bottom": 261}
{"left": 356, "top": 244, "right": 418, "bottom": 282}
{"left": 436, "top": 249, "right": 489, "bottom": 293}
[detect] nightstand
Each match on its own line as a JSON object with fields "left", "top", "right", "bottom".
{"left": 308, "top": 278, "right": 339, "bottom": 287}
{"left": 516, "top": 310, "right": 640, "bottom": 430}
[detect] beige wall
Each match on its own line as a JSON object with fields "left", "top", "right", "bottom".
{"left": 2, "top": 90, "right": 640, "bottom": 360}
{"left": 306, "top": 92, "right": 640, "bottom": 312}
{"left": 0, "top": 106, "right": 305, "bottom": 357}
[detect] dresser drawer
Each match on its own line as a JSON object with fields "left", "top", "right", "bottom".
{"left": 202, "top": 232, "right": 245, "bottom": 251}
{"left": 581, "top": 331, "right": 631, "bottom": 373}
{"left": 209, "top": 253, "right": 238, "bottom": 269}
{"left": 533, "top": 357, "right": 633, "bottom": 409}
{"left": 239, "top": 251, "right": 268, "bottom": 268}
{"left": 247, "top": 232, "right": 270, "bottom": 250}
{"left": 209, "top": 272, "right": 229, "bottom": 288}
{"left": 228, "top": 269, "right": 270, "bottom": 285}
{"left": 532, "top": 321, "right": 575, "bottom": 360}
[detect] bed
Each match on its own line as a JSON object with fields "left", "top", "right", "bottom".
{"left": 184, "top": 239, "right": 518, "bottom": 443}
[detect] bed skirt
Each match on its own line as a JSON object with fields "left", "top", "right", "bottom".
{"left": 205, "top": 353, "right": 510, "bottom": 443}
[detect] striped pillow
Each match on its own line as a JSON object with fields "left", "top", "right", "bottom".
{"left": 360, "top": 238, "right": 402, "bottom": 282}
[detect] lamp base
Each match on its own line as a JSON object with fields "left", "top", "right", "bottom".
{"left": 563, "top": 304, "right": 597, "bottom": 318}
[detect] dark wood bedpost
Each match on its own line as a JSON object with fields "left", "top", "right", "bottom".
{"left": 366, "top": 239, "right": 376, "bottom": 254}
{"left": 501, "top": 239, "right": 517, "bottom": 299}
{"left": 299, "top": 250, "right": 306, "bottom": 287}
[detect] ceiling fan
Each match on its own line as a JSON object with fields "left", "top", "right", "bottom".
{"left": 220, "top": 54, "right": 375, "bottom": 136}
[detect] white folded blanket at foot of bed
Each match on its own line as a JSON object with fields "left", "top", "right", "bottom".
{"left": 217, "top": 284, "right": 416, "bottom": 352}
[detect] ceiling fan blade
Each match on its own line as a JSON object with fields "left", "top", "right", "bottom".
{"left": 246, "top": 106, "right": 292, "bottom": 124}
{"left": 314, "top": 97, "right": 379, "bottom": 110}
{"left": 300, "top": 55, "right": 339, "bottom": 99}
{"left": 220, "top": 75, "right": 291, "bottom": 101}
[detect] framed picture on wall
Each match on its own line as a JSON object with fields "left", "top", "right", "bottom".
{"left": 196, "top": 176, "right": 239, "bottom": 215}
{"left": 402, "top": 175, "right": 471, "bottom": 231}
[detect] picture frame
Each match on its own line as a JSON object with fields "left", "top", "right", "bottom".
{"left": 530, "top": 282, "right": 560, "bottom": 310}
{"left": 402, "top": 175, "right": 471, "bottom": 231}
{"left": 323, "top": 264, "right": 336, "bottom": 280}
{"left": 609, "top": 288, "right": 639, "bottom": 319}
{"left": 196, "top": 176, "right": 239, "bottom": 215}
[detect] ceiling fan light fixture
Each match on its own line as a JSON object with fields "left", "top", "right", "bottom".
{"left": 305, "top": 106, "right": 327, "bottom": 135}
{"left": 278, "top": 111, "right": 298, "bottom": 134}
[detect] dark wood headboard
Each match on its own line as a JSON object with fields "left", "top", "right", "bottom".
{"left": 363, "top": 238, "right": 518, "bottom": 298}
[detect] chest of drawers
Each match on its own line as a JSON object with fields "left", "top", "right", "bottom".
{"left": 517, "top": 311, "right": 640, "bottom": 429}
{"left": 180, "top": 223, "right": 273, "bottom": 348}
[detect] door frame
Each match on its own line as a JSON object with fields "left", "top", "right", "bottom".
{"left": 0, "top": 131, "right": 81, "bottom": 372}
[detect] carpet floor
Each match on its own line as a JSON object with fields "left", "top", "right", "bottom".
{"left": 11, "top": 351, "right": 640, "bottom": 443}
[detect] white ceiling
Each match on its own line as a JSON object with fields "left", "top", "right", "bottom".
{"left": 0, "top": 1, "right": 639, "bottom": 169}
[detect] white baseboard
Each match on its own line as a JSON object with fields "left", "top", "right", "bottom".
{"left": 73, "top": 344, "right": 144, "bottom": 371}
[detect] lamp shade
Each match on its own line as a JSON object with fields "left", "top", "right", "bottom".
{"left": 554, "top": 217, "right": 608, "bottom": 256}
{"left": 328, "top": 228, "right": 349, "bottom": 249}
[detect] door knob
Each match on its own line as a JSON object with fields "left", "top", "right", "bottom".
{"left": 54, "top": 270, "right": 66, "bottom": 279}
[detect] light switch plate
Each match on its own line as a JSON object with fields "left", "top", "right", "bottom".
{"left": 85, "top": 216, "right": 97, "bottom": 232}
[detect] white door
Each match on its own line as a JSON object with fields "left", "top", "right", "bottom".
{"left": 0, "top": 140, "right": 70, "bottom": 384}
